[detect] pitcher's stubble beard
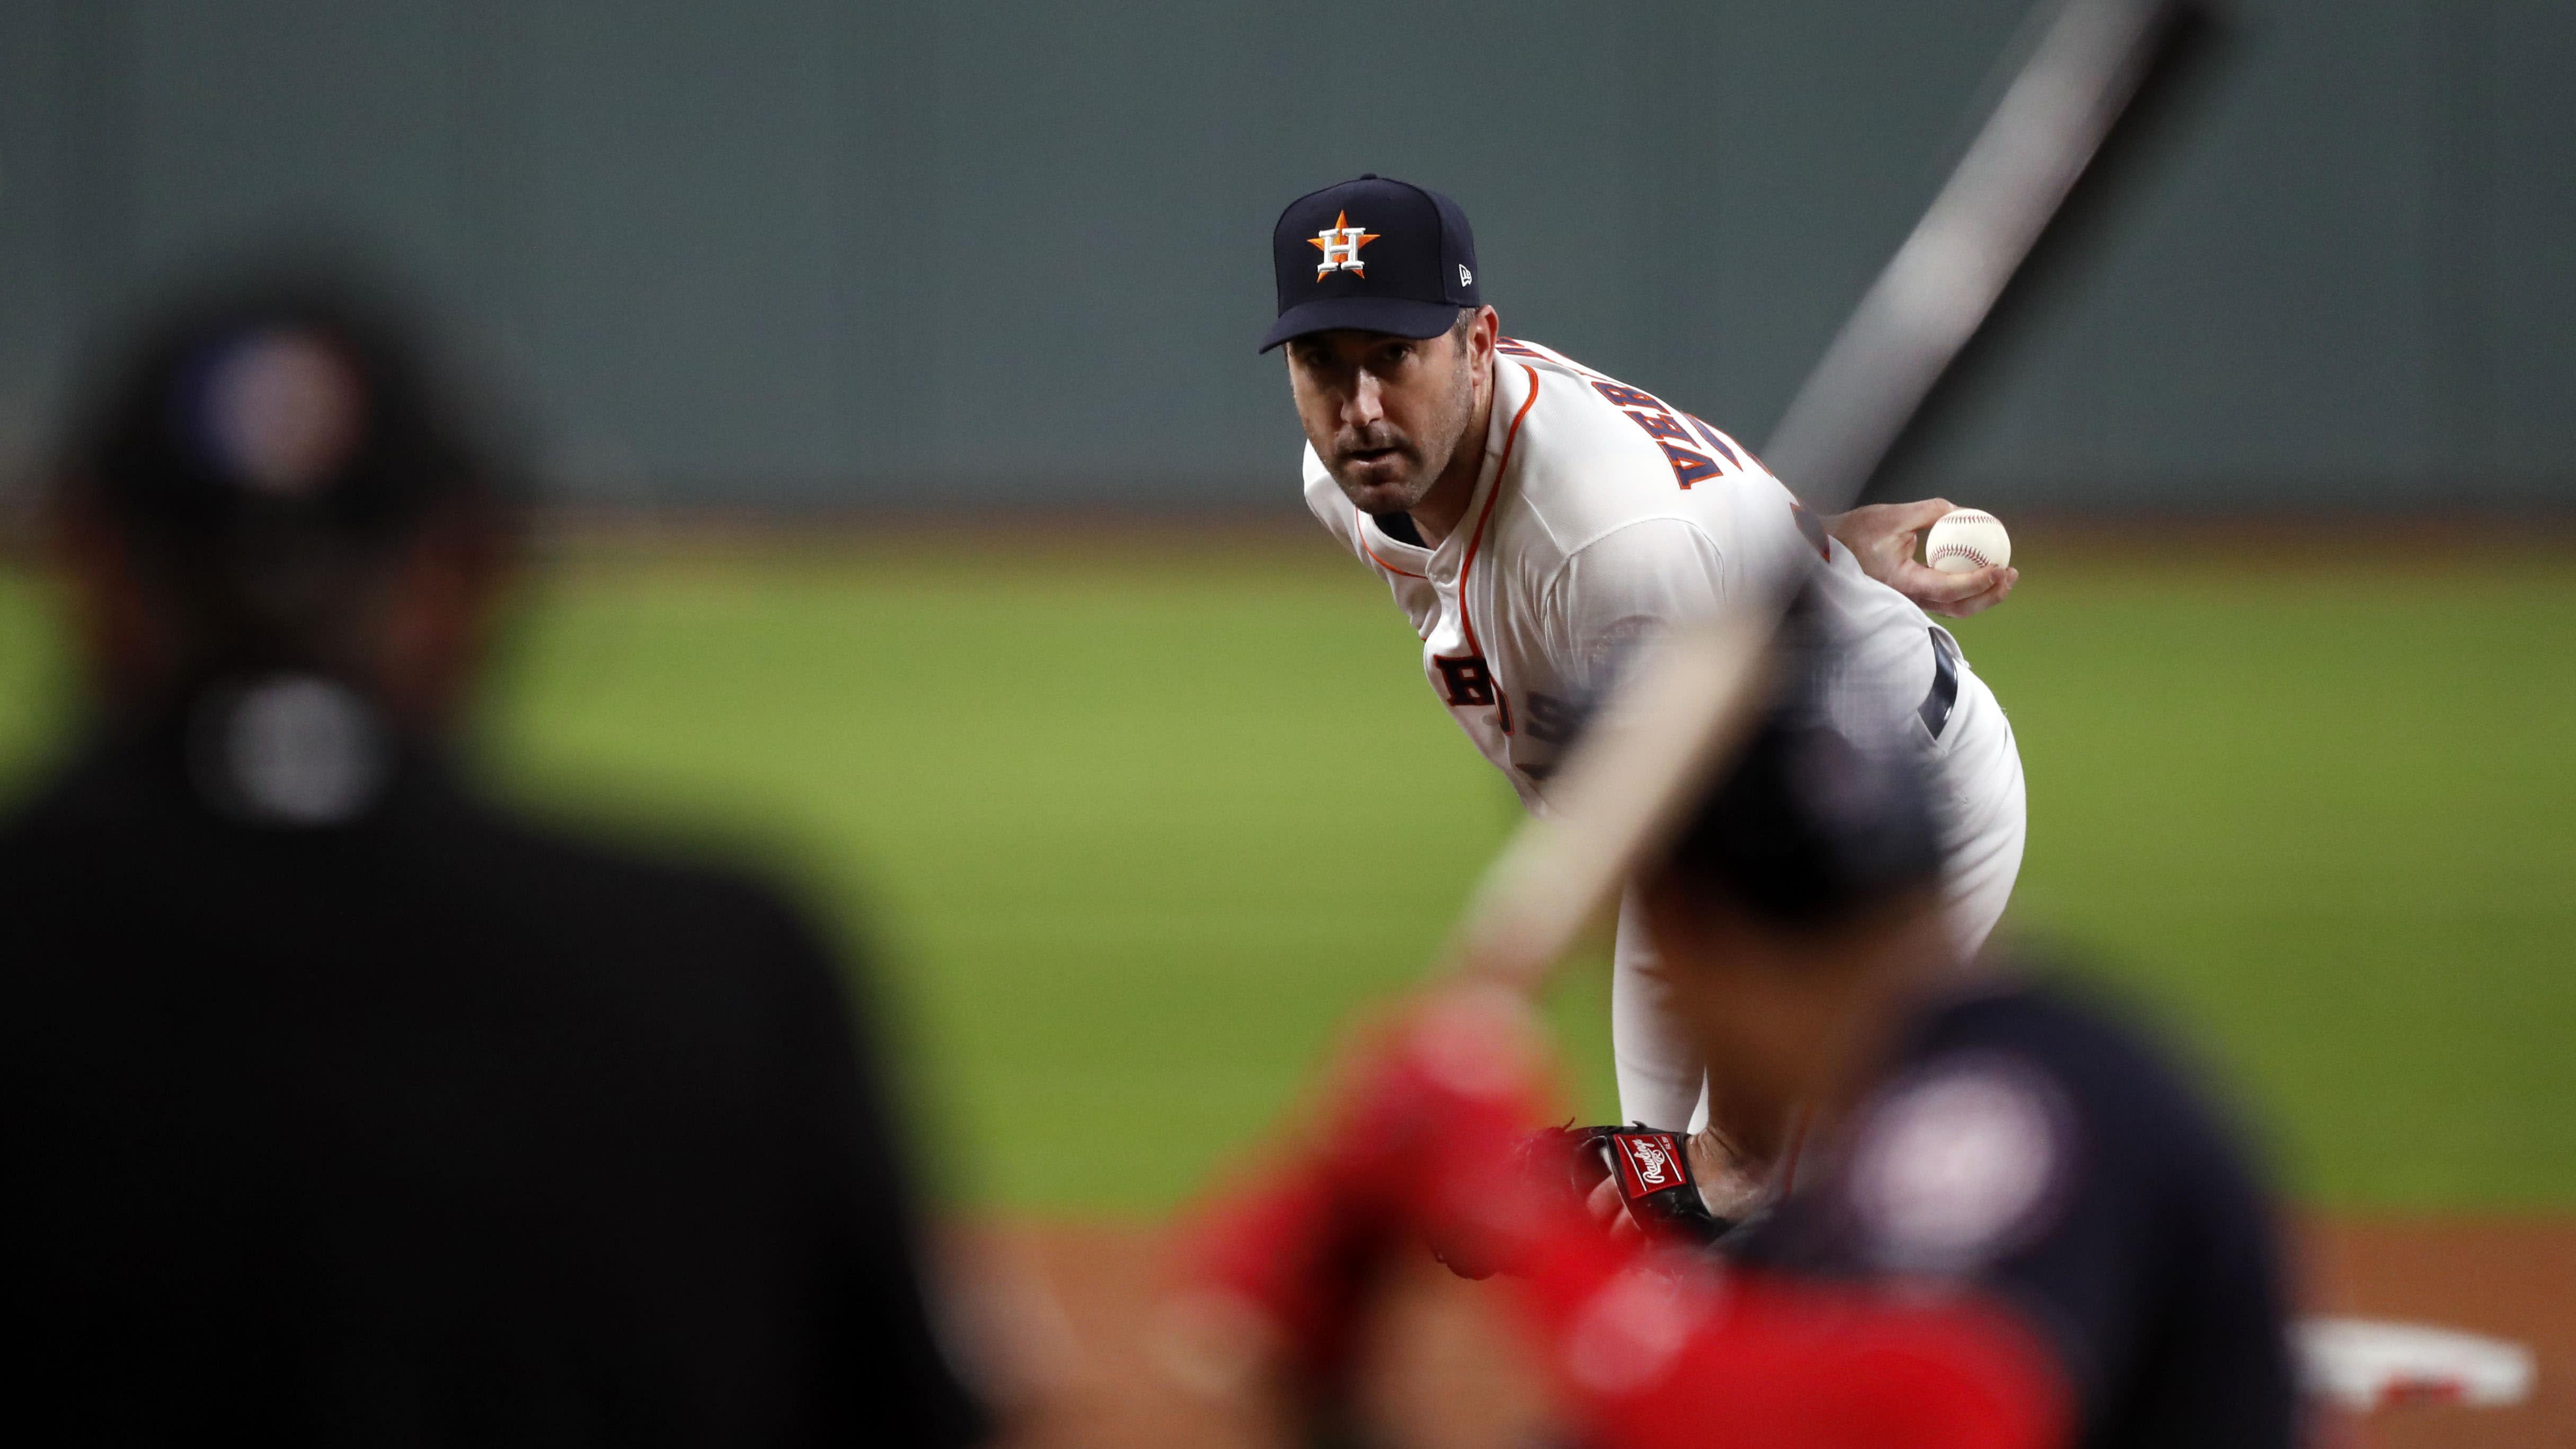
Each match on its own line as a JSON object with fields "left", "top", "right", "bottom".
{"left": 1326, "top": 349, "right": 1478, "bottom": 518}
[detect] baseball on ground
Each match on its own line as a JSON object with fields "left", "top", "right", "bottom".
{"left": 1926, "top": 508, "right": 2011, "bottom": 574}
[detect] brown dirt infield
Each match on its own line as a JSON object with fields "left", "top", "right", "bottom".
{"left": 950, "top": 1217, "right": 2576, "bottom": 1448}
{"left": 2304, "top": 1220, "right": 2576, "bottom": 1448}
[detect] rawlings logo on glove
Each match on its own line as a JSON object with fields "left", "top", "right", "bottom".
{"left": 1613, "top": 1130, "right": 1681, "bottom": 1194}
{"left": 1593, "top": 1127, "right": 1734, "bottom": 1249}
{"left": 1433, "top": 1119, "right": 1748, "bottom": 1278}
{"left": 1494, "top": 1123, "right": 1737, "bottom": 1264}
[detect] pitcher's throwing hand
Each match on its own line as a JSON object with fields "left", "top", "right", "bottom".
{"left": 1829, "top": 497, "right": 2019, "bottom": 617}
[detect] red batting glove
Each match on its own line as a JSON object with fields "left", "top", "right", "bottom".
{"left": 1177, "top": 988, "right": 1571, "bottom": 1390}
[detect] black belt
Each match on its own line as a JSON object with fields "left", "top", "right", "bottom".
{"left": 1918, "top": 628, "right": 1961, "bottom": 741}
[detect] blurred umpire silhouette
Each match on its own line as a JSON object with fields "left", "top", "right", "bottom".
{"left": 0, "top": 278, "right": 986, "bottom": 1446}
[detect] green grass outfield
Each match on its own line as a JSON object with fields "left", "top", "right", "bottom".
{"left": 2, "top": 528, "right": 2570, "bottom": 1213}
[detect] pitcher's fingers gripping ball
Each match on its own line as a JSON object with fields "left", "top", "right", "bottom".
{"left": 1927, "top": 508, "right": 2012, "bottom": 574}
{"left": 1826, "top": 498, "right": 2019, "bottom": 619}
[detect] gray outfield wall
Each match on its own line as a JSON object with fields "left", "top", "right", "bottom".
{"left": 0, "top": 0, "right": 2569, "bottom": 511}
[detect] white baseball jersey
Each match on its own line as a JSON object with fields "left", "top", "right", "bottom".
{"left": 1303, "top": 335, "right": 2028, "bottom": 1133}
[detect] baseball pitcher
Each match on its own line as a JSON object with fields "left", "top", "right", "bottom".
{"left": 1263, "top": 174, "right": 2028, "bottom": 1161}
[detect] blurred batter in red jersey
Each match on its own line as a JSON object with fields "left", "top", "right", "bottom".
{"left": 1181, "top": 599, "right": 2296, "bottom": 1449}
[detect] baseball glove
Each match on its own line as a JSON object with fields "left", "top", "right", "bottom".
{"left": 1434, "top": 1123, "right": 1733, "bottom": 1278}
{"left": 1574, "top": 1125, "right": 1736, "bottom": 1248}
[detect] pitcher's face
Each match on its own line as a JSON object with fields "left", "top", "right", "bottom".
{"left": 1285, "top": 321, "right": 1487, "bottom": 518}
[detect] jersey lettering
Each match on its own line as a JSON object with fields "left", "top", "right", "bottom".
{"left": 1590, "top": 380, "right": 1661, "bottom": 412}
{"left": 1656, "top": 439, "right": 1721, "bottom": 488}
{"left": 1685, "top": 413, "right": 1743, "bottom": 467}
{"left": 1592, "top": 382, "right": 1725, "bottom": 490}
{"left": 1435, "top": 654, "right": 1497, "bottom": 707}
{"left": 1627, "top": 408, "right": 1693, "bottom": 444}
{"left": 1525, "top": 690, "right": 1593, "bottom": 746}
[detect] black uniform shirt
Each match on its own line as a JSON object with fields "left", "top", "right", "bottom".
{"left": 1724, "top": 976, "right": 2297, "bottom": 1449}
{"left": 0, "top": 726, "right": 985, "bottom": 1447}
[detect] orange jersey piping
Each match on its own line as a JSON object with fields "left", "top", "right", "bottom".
{"left": 1456, "top": 364, "right": 1541, "bottom": 658}
{"left": 1357, "top": 513, "right": 1429, "bottom": 579}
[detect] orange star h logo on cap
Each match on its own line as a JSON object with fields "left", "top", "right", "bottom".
{"left": 1310, "top": 211, "right": 1380, "bottom": 279}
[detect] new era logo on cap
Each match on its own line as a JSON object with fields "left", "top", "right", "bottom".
{"left": 1262, "top": 174, "right": 1480, "bottom": 351}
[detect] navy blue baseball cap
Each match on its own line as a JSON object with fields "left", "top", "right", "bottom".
{"left": 1260, "top": 175, "right": 1481, "bottom": 351}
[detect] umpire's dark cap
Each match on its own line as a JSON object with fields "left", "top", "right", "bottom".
{"left": 64, "top": 279, "right": 504, "bottom": 545}
{"left": 1261, "top": 175, "right": 1481, "bottom": 351}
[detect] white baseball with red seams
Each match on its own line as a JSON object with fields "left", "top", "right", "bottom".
{"left": 1302, "top": 336, "right": 2031, "bottom": 1136}
{"left": 1926, "top": 509, "right": 2012, "bottom": 574}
